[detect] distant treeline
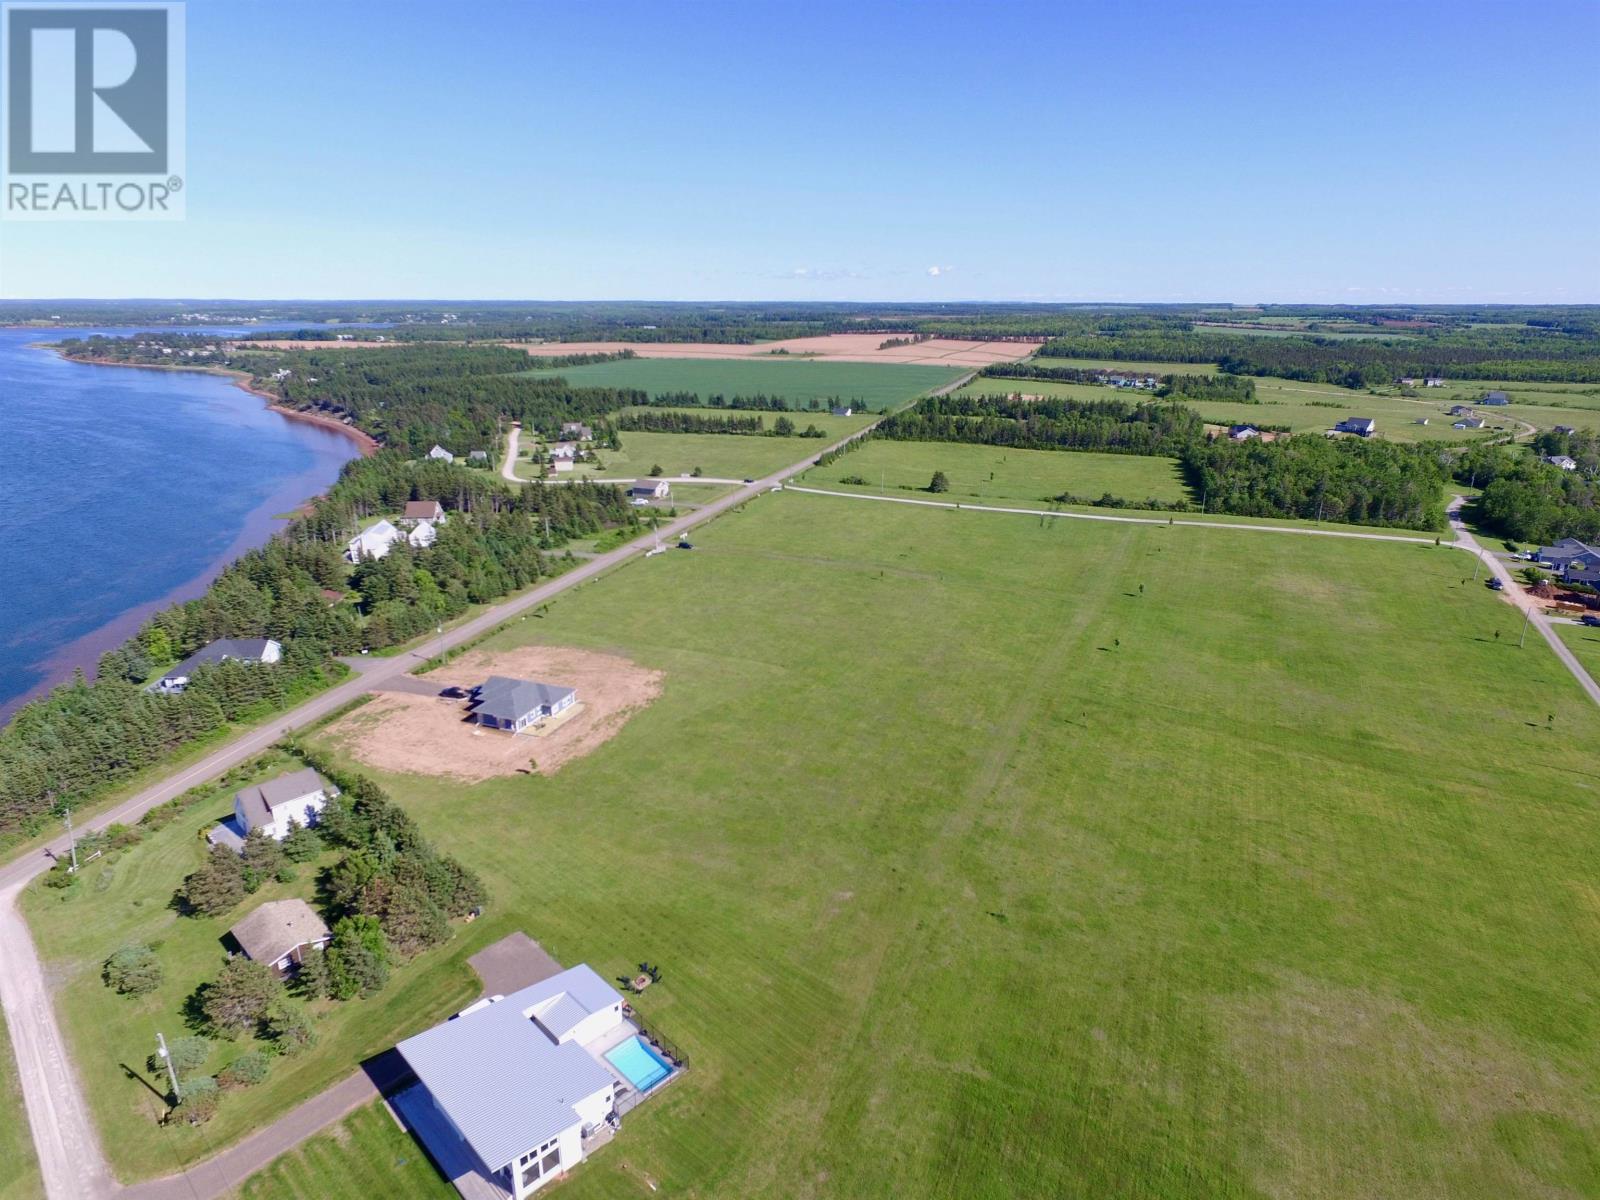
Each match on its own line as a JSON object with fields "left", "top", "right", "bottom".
{"left": 1160, "top": 374, "right": 1257, "bottom": 403}
{"left": 875, "top": 394, "right": 1203, "bottom": 456}
{"left": 618, "top": 411, "right": 767, "bottom": 435}
{"left": 1181, "top": 437, "right": 1447, "bottom": 529}
{"left": 634, "top": 391, "right": 860, "bottom": 413}
{"left": 0, "top": 454, "right": 637, "bottom": 841}
{"left": 1455, "top": 441, "right": 1599, "bottom": 544}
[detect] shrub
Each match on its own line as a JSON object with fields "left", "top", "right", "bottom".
{"left": 148, "top": 1034, "right": 210, "bottom": 1077}
{"left": 218, "top": 1050, "right": 271, "bottom": 1089}
{"left": 172, "top": 1076, "right": 220, "bottom": 1124}
{"left": 103, "top": 943, "right": 163, "bottom": 996}
{"left": 262, "top": 1006, "right": 317, "bottom": 1056}
{"left": 180, "top": 844, "right": 245, "bottom": 916}
{"left": 326, "top": 915, "right": 391, "bottom": 999}
{"left": 200, "top": 957, "right": 283, "bottom": 1037}
{"left": 928, "top": 470, "right": 950, "bottom": 494}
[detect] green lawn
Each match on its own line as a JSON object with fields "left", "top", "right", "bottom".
{"left": 238, "top": 1102, "right": 453, "bottom": 1200}
{"left": 803, "top": 440, "right": 1191, "bottom": 506}
{"left": 18, "top": 751, "right": 480, "bottom": 1183}
{"left": 220, "top": 491, "right": 1600, "bottom": 1200}
{"left": 519, "top": 430, "right": 841, "bottom": 482}
{"left": 1555, "top": 621, "right": 1600, "bottom": 678}
{"left": 0, "top": 1016, "right": 41, "bottom": 1200}
{"left": 515, "top": 358, "right": 963, "bottom": 412}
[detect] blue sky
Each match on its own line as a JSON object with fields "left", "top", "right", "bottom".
{"left": 1, "top": 0, "right": 1596, "bottom": 302}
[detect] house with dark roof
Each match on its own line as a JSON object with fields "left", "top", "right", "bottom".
{"left": 1544, "top": 455, "right": 1578, "bottom": 471}
{"left": 1532, "top": 538, "right": 1598, "bottom": 572}
{"left": 1227, "top": 424, "right": 1260, "bottom": 441}
{"left": 401, "top": 500, "right": 446, "bottom": 525}
{"left": 151, "top": 638, "right": 281, "bottom": 694}
{"left": 560, "top": 422, "right": 594, "bottom": 441}
{"left": 468, "top": 676, "right": 577, "bottom": 733}
{"left": 630, "top": 479, "right": 670, "bottom": 503}
{"left": 1553, "top": 425, "right": 1576, "bottom": 436}
{"left": 829, "top": 405, "right": 854, "bottom": 417}
{"left": 1453, "top": 416, "right": 1486, "bottom": 429}
{"left": 1447, "top": 404, "right": 1475, "bottom": 416}
{"left": 1481, "top": 391, "right": 1510, "bottom": 406}
{"left": 228, "top": 899, "right": 331, "bottom": 975}
{"left": 393, "top": 963, "right": 653, "bottom": 1198}
{"left": 1333, "top": 417, "right": 1376, "bottom": 437}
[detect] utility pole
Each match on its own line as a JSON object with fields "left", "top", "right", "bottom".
{"left": 436, "top": 623, "right": 445, "bottom": 663}
{"left": 1472, "top": 553, "right": 1481, "bottom": 580}
{"left": 155, "top": 1032, "right": 181, "bottom": 1101}
{"left": 62, "top": 808, "right": 78, "bottom": 873}
{"left": 1518, "top": 605, "right": 1532, "bottom": 648}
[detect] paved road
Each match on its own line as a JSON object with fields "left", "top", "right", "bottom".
{"left": 0, "top": 424, "right": 881, "bottom": 1200}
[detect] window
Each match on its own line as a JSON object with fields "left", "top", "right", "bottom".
{"left": 519, "top": 1140, "right": 562, "bottom": 1189}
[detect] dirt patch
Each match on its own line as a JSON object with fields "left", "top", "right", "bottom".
{"left": 324, "top": 646, "right": 663, "bottom": 782}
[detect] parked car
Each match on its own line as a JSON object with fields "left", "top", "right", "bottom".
{"left": 1487, "top": 578, "right": 1504, "bottom": 590}
{"left": 1581, "top": 614, "right": 1600, "bottom": 627}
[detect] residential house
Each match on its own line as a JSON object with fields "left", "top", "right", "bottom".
{"left": 560, "top": 422, "right": 594, "bottom": 441}
{"left": 1447, "top": 404, "right": 1475, "bottom": 416}
{"left": 401, "top": 500, "right": 446, "bottom": 525}
{"left": 1333, "top": 417, "right": 1376, "bottom": 437}
{"left": 551, "top": 459, "right": 575, "bottom": 473}
{"left": 345, "top": 518, "right": 437, "bottom": 562}
{"left": 1453, "top": 416, "right": 1485, "bottom": 429}
{"left": 630, "top": 479, "right": 670, "bottom": 503}
{"left": 228, "top": 899, "right": 331, "bottom": 976}
{"left": 1481, "top": 391, "right": 1510, "bottom": 406}
{"left": 829, "top": 405, "right": 854, "bottom": 417}
{"left": 468, "top": 676, "right": 578, "bottom": 733}
{"left": 1544, "top": 455, "right": 1578, "bottom": 471}
{"left": 1553, "top": 425, "right": 1576, "bottom": 436}
{"left": 1532, "top": 538, "right": 1597, "bottom": 572}
{"left": 1414, "top": 417, "right": 1430, "bottom": 425}
{"left": 394, "top": 964, "right": 643, "bottom": 1198}
{"left": 232, "top": 768, "right": 335, "bottom": 841}
{"left": 1398, "top": 377, "right": 1419, "bottom": 388}
{"left": 469, "top": 450, "right": 490, "bottom": 465}
{"left": 150, "top": 638, "right": 281, "bottom": 694}
{"left": 1227, "top": 425, "right": 1260, "bottom": 441}
{"left": 548, "top": 442, "right": 578, "bottom": 463}
{"left": 429, "top": 445, "right": 456, "bottom": 463}
{"left": 1424, "top": 376, "right": 1446, "bottom": 387}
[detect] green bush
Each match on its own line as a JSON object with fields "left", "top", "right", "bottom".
{"left": 172, "top": 1076, "right": 220, "bottom": 1124}
{"left": 103, "top": 943, "right": 162, "bottom": 996}
{"left": 218, "top": 1050, "right": 271, "bottom": 1089}
{"left": 148, "top": 1035, "right": 210, "bottom": 1077}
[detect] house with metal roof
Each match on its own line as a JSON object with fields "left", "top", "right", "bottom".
{"left": 214, "top": 768, "right": 337, "bottom": 848}
{"left": 345, "top": 517, "right": 438, "bottom": 562}
{"left": 228, "top": 899, "right": 331, "bottom": 975}
{"left": 1333, "top": 417, "right": 1376, "bottom": 437}
{"left": 1481, "top": 390, "right": 1510, "bottom": 406}
{"left": 630, "top": 479, "right": 670, "bottom": 503}
{"left": 1227, "top": 424, "right": 1260, "bottom": 441}
{"left": 468, "top": 676, "right": 577, "bottom": 733}
{"left": 150, "top": 638, "right": 282, "bottom": 695}
{"left": 429, "top": 445, "right": 456, "bottom": 463}
{"left": 394, "top": 964, "right": 631, "bottom": 1197}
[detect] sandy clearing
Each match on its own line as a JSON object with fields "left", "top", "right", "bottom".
{"left": 323, "top": 646, "right": 663, "bottom": 782}
{"left": 514, "top": 333, "right": 1040, "bottom": 367}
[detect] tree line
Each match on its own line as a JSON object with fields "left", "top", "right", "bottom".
{"left": 1455, "top": 442, "right": 1599, "bottom": 544}
{"left": 874, "top": 393, "right": 1204, "bottom": 456}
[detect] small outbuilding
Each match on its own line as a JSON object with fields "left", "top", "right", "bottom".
{"left": 229, "top": 899, "right": 331, "bottom": 976}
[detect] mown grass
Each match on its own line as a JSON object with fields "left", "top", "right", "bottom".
{"left": 19, "top": 751, "right": 480, "bottom": 1183}
{"left": 520, "top": 431, "right": 843, "bottom": 482}
{"left": 0, "top": 1015, "right": 42, "bottom": 1200}
{"left": 237, "top": 1102, "right": 453, "bottom": 1200}
{"left": 222, "top": 491, "right": 1600, "bottom": 1200}
{"left": 1554, "top": 622, "right": 1600, "bottom": 678}
{"left": 804, "top": 440, "right": 1191, "bottom": 506}
{"left": 516, "top": 358, "right": 963, "bottom": 411}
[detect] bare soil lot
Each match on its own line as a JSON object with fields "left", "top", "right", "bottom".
{"left": 516, "top": 333, "right": 1039, "bottom": 367}
{"left": 324, "top": 646, "right": 662, "bottom": 782}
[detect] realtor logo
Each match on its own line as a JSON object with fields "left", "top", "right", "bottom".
{"left": 2, "top": 2, "right": 185, "bottom": 219}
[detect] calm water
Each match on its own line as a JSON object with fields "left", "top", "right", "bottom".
{"left": 0, "top": 326, "right": 361, "bottom": 721}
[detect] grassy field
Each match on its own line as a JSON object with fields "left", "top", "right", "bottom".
{"left": 19, "top": 751, "right": 480, "bottom": 1182}
{"left": 226, "top": 492, "right": 1600, "bottom": 1199}
{"left": 516, "top": 358, "right": 964, "bottom": 411}
{"left": 520, "top": 430, "right": 843, "bottom": 482}
{"left": 0, "top": 1016, "right": 41, "bottom": 1200}
{"left": 1026, "top": 356, "right": 1219, "bottom": 375}
{"left": 1554, "top": 622, "right": 1600, "bottom": 677}
{"left": 802, "top": 440, "right": 1191, "bottom": 506}
{"left": 238, "top": 1102, "right": 453, "bottom": 1200}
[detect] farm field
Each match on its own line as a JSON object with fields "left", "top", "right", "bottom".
{"left": 18, "top": 752, "right": 481, "bottom": 1181}
{"left": 0, "top": 1015, "right": 40, "bottom": 1200}
{"left": 517, "top": 357, "right": 963, "bottom": 412}
{"left": 520, "top": 430, "right": 844, "bottom": 482}
{"left": 221, "top": 491, "right": 1600, "bottom": 1200}
{"left": 515, "top": 334, "right": 1034, "bottom": 368}
{"left": 802, "top": 440, "right": 1191, "bottom": 506}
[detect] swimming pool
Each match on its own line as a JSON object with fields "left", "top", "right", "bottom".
{"left": 605, "top": 1035, "right": 674, "bottom": 1092}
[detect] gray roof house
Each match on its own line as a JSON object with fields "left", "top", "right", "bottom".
{"left": 1453, "top": 416, "right": 1486, "bottom": 429}
{"left": 1544, "top": 455, "right": 1578, "bottom": 471}
{"left": 829, "top": 405, "right": 854, "bottom": 417}
{"left": 560, "top": 422, "right": 594, "bottom": 441}
{"left": 1227, "top": 424, "right": 1260, "bottom": 440}
{"left": 209, "top": 768, "right": 337, "bottom": 851}
{"left": 1333, "top": 417, "right": 1376, "bottom": 437}
{"left": 630, "top": 479, "right": 670, "bottom": 502}
{"left": 1481, "top": 390, "right": 1510, "bottom": 405}
{"left": 1553, "top": 425, "right": 1576, "bottom": 436}
{"left": 151, "top": 638, "right": 281, "bottom": 694}
{"left": 429, "top": 445, "right": 456, "bottom": 463}
{"left": 468, "top": 676, "right": 577, "bottom": 733}
{"left": 1533, "top": 538, "right": 1596, "bottom": 570}
{"left": 395, "top": 964, "right": 638, "bottom": 1197}
{"left": 228, "top": 899, "right": 331, "bottom": 975}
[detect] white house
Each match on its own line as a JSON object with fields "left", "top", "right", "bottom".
{"left": 151, "top": 638, "right": 281, "bottom": 694}
{"left": 228, "top": 899, "right": 331, "bottom": 976}
{"left": 429, "top": 445, "right": 455, "bottom": 463}
{"left": 1227, "top": 425, "right": 1260, "bottom": 441}
{"left": 830, "top": 405, "right": 854, "bottom": 417}
{"left": 561, "top": 422, "right": 594, "bottom": 441}
{"left": 1333, "top": 417, "right": 1376, "bottom": 437}
{"left": 345, "top": 518, "right": 437, "bottom": 562}
{"left": 395, "top": 964, "right": 659, "bottom": 1198}
{"left": 1424, "top": 376, "right": 1446, "bottom": 387}
{"left": 548, "top": 442, "right": 579, "bottom": 463}
{"left": 401, "top": 499, "right": 446, "bottom": 525}
{"left": 232, "top": 768, "right": 335, "bottom": 842}
{"left": 630, "top": 479, "right": 670, "bottom": 503}
{"left": 1544, "top": 455, "right": 1578, "bottom": 471}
